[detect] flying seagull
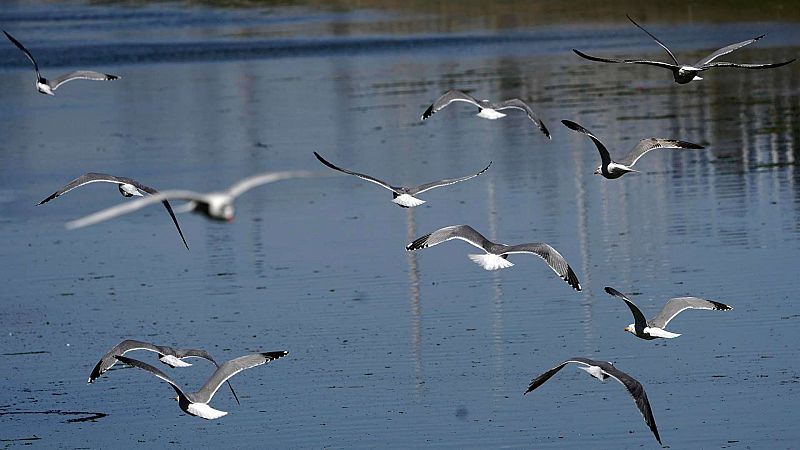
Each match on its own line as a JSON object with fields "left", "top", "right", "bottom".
{"left": 562, "top": 120, "right": 704, "bottom": 179}
{"left": 421, "top": 89, "right": 551, "bottom": 138}
{"left": 114, "top": 351, "right": 288, "bottom": 420}
{"left": 406, "top": 224, "right": 581, "bottom": 291}
{"left": 314, "top": 151, "right": 491, "bottom": 208}
{"left": 65, "top": 170, "right": 322, "bottom": 229}
{"left": 572, "top": 15, "right": 795, "bottom": 84}
{"left": 89, "top": 339, "right": 239, "bottom": 404}
{"left": 604, "top": 286, "right": 732, "bottom": 340}
{"left": 3, "top": 30, "right": 120, "bottom": 95}
{"left": 39, "top": 173, "right": 188, "bottom": 249}
{"left": 525, "top": 357, "right": 661, "bottom": 445}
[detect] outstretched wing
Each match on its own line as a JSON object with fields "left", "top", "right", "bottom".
{"left": 695, "top": 34, "right": 764, "bottom": 67}
{"left": 118, "top": 179, "right": 190, "bottom": 250}
{"left": 601, "top": 362, "right": 662, "bottom": 445}
{"left": 39, "top": 173, "right": 126, "bottom": 205}
{"left": 194, "top": 351, "right": 288, "bottom": 403}
{"left": 406, "top": 224, "right": 492, "bottom": 253}
{"left": 626, "top": 14, "right": 679, "bottom": 65}
{"left": 561, "top": 120, "right": 613, "bottom": 168}
{"left": 411, "top": 162, "right": 492, "bottom": 195}
{"left": 617, "top": 138, "right": 704, "bottom": 167}
{"left": 115, "top": 355, "right": 187, "bottom": 399}
{"left": 492, "top": 99, "right": 551, "bottom": 138}
{"left": 524, "top": 357, "right": 598, "bottom": 394}
{"left": 604, "top": 287, "right": 648, "bottom": 330}
{"left": 3, "top": 30, "right": 40, "bottom": 78}
{"left": 572, "top": 49, "right": 680, "bottom": 70}
{"left": 502, "top": 243, "right": 581, "bottom": 291}
{"left": 48, "top": 71, "right": 119, "bottom": 90}
{"left": 226, "top": 170, "right": 324, "bottom": 198}
{"left": 65, "top": 190, "right": 207, "bottom": 229}
{"left": 88, "top": 339, "right": 162, "bottom": 383}
{"left": 421, "top": 89, "right": 481, "bottom": 120}
{"left": 314, "top": 152, "right": 398, "bottom": 192}
{"left": 703, "top": 59, "right": 795, "bottom": 70}
{"left": 649, "top": 296, "right": 732, "bottom": 329}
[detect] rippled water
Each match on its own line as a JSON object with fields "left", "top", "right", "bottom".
{"left": 1, "top": 1, "right": 799, "bottom": 448}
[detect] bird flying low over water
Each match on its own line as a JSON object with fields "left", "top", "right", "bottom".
{"left": 561, "top": 120, "right": 704, "bottom": 179}
{"left": 65, "top": 170, "right": 323, "bottom": 229}
{"left": 421, "top": 89, "right": 551, "bottom": 138}
{"left": 3, "top": 30, "right": 120, "bottom": 95}
{"left": 314, "top": 151, "right": 491, "bottom": 208}
{"left": 88, "top": 339, "right": 239, "bottom": 405}
{"left": 39, "top": 172, "right": 188, "bottom": 249}
{"left": 525, "top": 357, "right": 662, "bottom": 445}
{"left": 406, "top": 224, "right": 581, "bottom": 291}
{"left": 572, "top": 15, "right": 795, "bottom": 84}
{"left": 114, "top": 352, "right": 288, "bottom": 420}
{"left": 604, "top": 287, "right": 732, "bottom": 340}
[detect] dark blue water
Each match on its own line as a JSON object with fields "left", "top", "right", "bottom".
{"left": 1, "top": 1, "right": 799, "bottom": 448}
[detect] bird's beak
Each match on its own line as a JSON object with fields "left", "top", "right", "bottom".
{"left": 226, "top": 217, "right": 234, "bottom": 222}
{"left": 173, "top": 396, "right": 179, "bottom": 402}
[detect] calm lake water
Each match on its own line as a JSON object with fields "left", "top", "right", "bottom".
{"left": 1, "top": 1, "right": 799, "bottom": 448}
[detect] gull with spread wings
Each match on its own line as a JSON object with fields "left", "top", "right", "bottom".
{"left": 3, "top": 30, "right": 119, "bottom": 95}
{"left": 314, "top": 151, "right": 491, "bottom": 208}
{"left": 406, "top": 224, "right": 581, "bottom": 291}
{"left": 525, "top": 357, "right": 662, "bottom": 445}
{"left": 562, "top": 120, "right": 704, "bottom": 179}
{"left": 572, "top": 15, "right": 794, "bottom": 84}
{"left": 40, "top": 172, "right": 188, "bottom": 249}
{"left": 113, "top": 352, "right": 287, "bottom": 419}
{"left": 421, "top": 89, "right": 550, "bottom": 138}
{"left": 605, "top": 287, "right": 732, "bottom": 340}
{"left": 65, "top": 170, "right": 322, "bottom": 229}
{"left": 88, "top": 339, "right": 239, "bottom": 405}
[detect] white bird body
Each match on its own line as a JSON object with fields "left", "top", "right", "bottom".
{"left": 186, "top": 402, "right": 228, "bottom": 420}
{"left": 476, "top": 108, "right": 507, "bottom": 120}
{"left": 391, "top": 194, "right": 426, "bottom": 208}
{"left": 626, "top": 324, "right": 682, "bottom": 339}
{"left": 158, "top": 354, "right": 193, "bottom": 367}
{"left": 36, "top": 80, "right": 54, "bottom": 95}
{"left": 467, "top": 253, "right": 515, "bottom": 271}
{"left": 118, "top": 183, "right": 144, "bottom": 197}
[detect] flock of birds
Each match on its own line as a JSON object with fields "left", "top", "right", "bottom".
{"left": 6, "top": 12, "right": 796, "bottom": 445}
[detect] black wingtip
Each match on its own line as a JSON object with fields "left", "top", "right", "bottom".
{"left": 604, "top": 286, "right": 627, "bottom": 298}
{"left": 709, "top": 300, "right": 732, "bottom": 311}
{"left": 561, "top": 119, "right": 587, "bottom": 134}
{"left": 421, "top": 104, "right": 435, "bottom": 121}
{"left": 406, "top": 234, "right": 431, "bottom": 252}
{"left": 106, "top": 74, "right": 120, "bottom": 80}
{"left": 262, "top": 351, "right": 289, "bottom": 361}
{"left": 676, "top": 140, "right": 704, "bottom": 150}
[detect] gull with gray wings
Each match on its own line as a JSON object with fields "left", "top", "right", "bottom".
{"left": 88, "top": 339, "right": 240, "bottom": 404}
{"left": 314, "top": 151, "right": 491, "bottom": 208}
{"left": 562, "top": 120, "right": 704, "bottom": 179}
{"left": 605, "top": 286, "right": 732, "bottom": 340}
{"left": 40, "top": 173, "right": 188, "bottom": 249}
{"left": 65, "top": 170, "right": 323, "bottom": 229}
{"left": 3, "top": 30, "right": 120, "bottom": 95}
{"left": 525, "top": 357, "right": 662, "bottom": 444}
{"left": 421, "top": 89, "right": 551, "bottom": 138}
{"left": 406, "top": 224, "right": 581, "bottom": 291}
{"left": 113, "top": 351, "right": 288, "bottom": 420}
{"left": 572, "top": 15, "right": 794, "bottom": 84}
